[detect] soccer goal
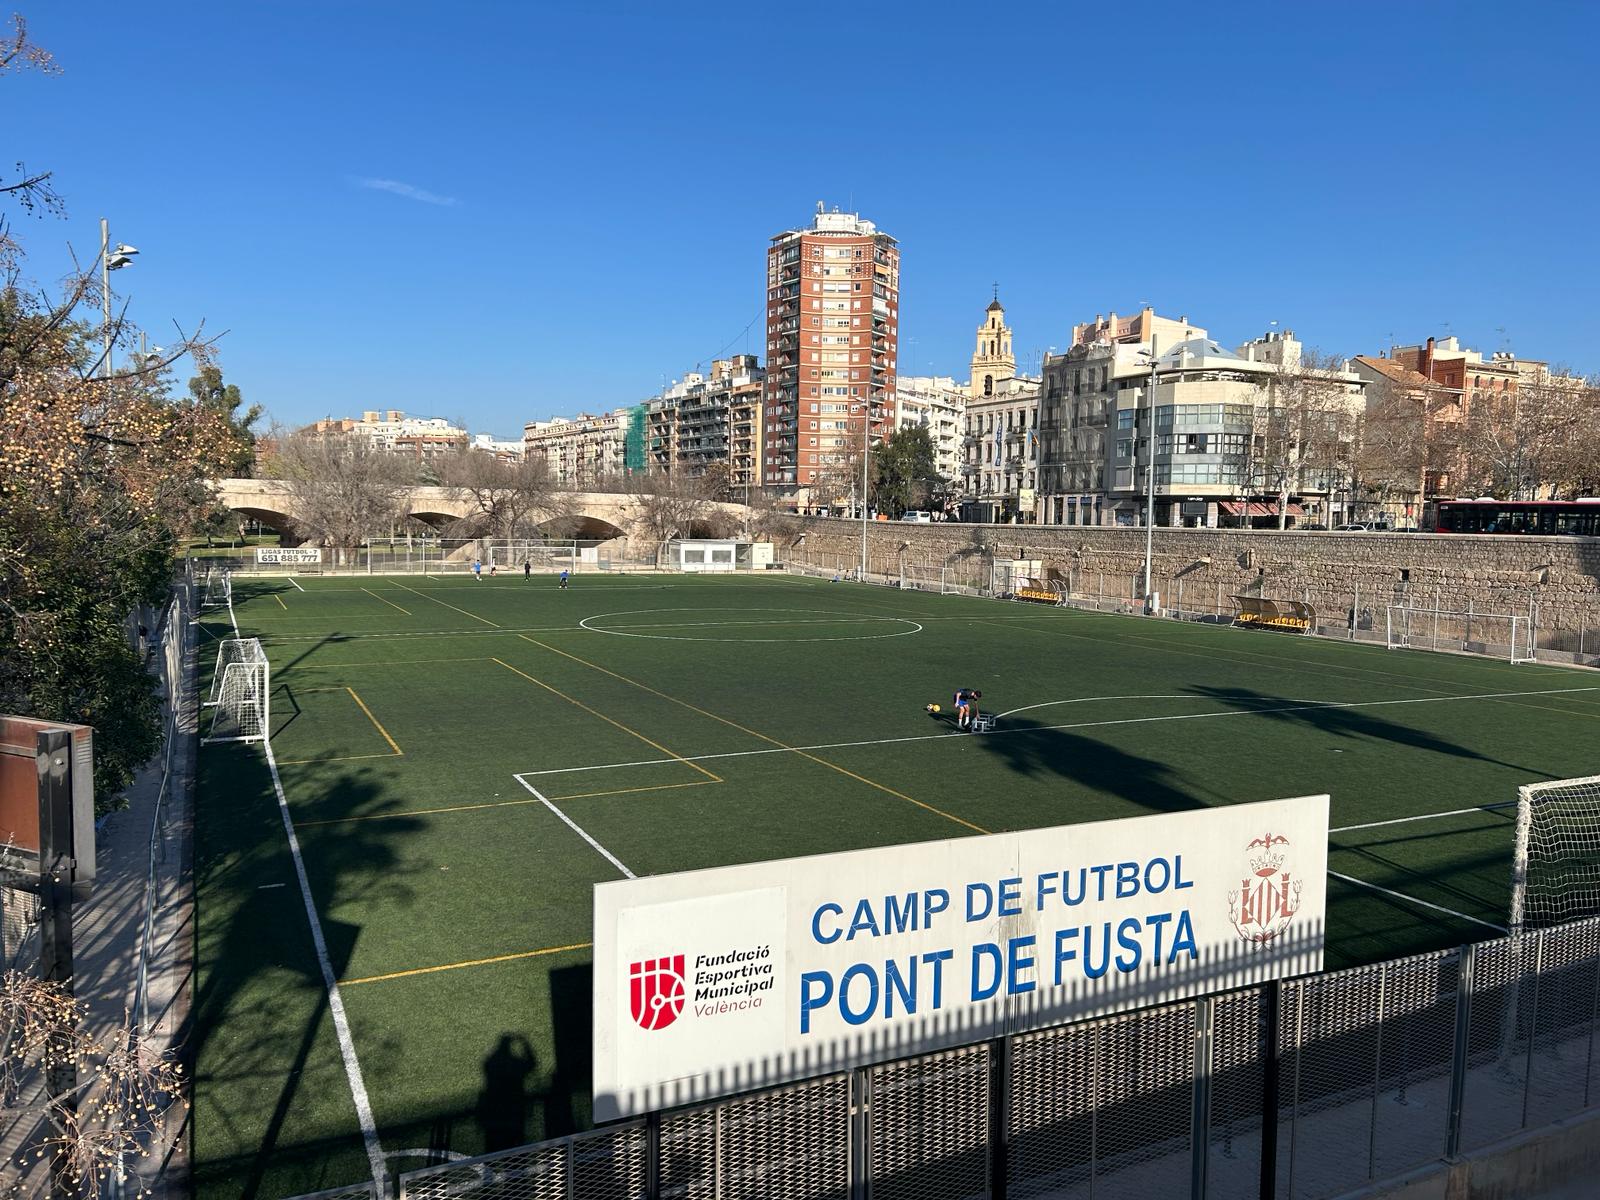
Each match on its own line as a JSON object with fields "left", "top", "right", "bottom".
{"left": 1384, "top": 605, "right": 1534, "bottom": 663}
{"left": 202, "top": 637, "right": 269, "bottom": 744}
{"left": 200, "top": 565, "right": 232, "bottom": 610}
{"left": 1510, "top": 774, "right": 1600, "bottom": 931}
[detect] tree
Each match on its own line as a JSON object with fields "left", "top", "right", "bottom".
{"left": 187, "top": 364, "right": 260, "bottom": 476}
{"left": 1, "top": 967, "right": 185, "bottom": 1198}
{"left": 1451, "top": 369, "right": 1590, "bottom": 501}
{"left": 264, "top": 431, "right": 410, "bottom": 562}
{"left": 1240, "top": 350, "right": 1361, "bottom": 528}
{"left": 1, "top": 15, "right": 234, "bottom": 809}
{"left": 623, "top": 470, "right": 718, "bottom": 553}
{"left": 870, "top": 425, "right": 942, "bottom": 518}
{"left": 438, "top": 447, "right": 564, "bottom": 537}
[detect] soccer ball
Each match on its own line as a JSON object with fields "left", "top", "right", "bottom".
{"left": 925, "top": 703, "right": 940, "bottom": 714}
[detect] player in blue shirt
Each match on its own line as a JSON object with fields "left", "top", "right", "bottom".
{"left": 559, "top": 568, "right": 570, "bottom": 590}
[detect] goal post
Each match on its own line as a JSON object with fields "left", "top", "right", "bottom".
{"left": 1384, "top": 604, "right": 1533, "bottom": 663}
{"left": 1510, "top": 774, "right": 1600, "bottom": 932}
{"left": 200, "top": 565, "right": 232, "bottom": 610}
{"left": 202, "top": 637, "right": 270, "bottom": 745}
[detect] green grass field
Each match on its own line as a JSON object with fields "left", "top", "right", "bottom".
{"left": 190, "top": 571, "right": 1600, "bottom": 1196}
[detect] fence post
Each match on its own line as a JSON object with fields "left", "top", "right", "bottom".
{"left": 1446, "top": 943, "right": 1475, "bottom": 1159}
{"left": 1520, "top": 930, "right": 1545, "bottom": 1133}
{"left": 1190, "top": 996, "right": 1212, "bottom": 1199}
{"left": 988, "top": 1036, "right": 1010, "bottom": 1200}
{"left": 1351, "top": 583, "right": 1359, "bottom": 639}
{"left": 1259, "top": 981, "right": 1282, "bottom": 1200}
{"left": 643, "top": 1109, "right": 661, "bottom": 1200}
{"left": 1216, "top": 580, "right": 1222, "bottom": 619}
{"left": 850, "top": 1066, "right": 872, "bottom": 1200}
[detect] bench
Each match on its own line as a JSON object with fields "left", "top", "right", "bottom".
{"left": 1231, "top": 595, "right": 1316, "bottom": 634}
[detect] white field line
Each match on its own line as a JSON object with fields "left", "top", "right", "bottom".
{"left": 1327, "top": 869, "right": 1507, "bottom": 932}
{"left": 511, "top": 775, "right": 635, "bottom": 878}
{"left": 220, "top": 593, "right": 387, "bottom": 1188}
{"left": 512, "top": 685, "right": 1600, "bottom": 780}
{"left": 288, "top": 576, "right": 305, "bottom": 592}
{"left": 1331, "top": 803, "right": 1516, "bottom": 834}
{"left": 251, "top": 612, "right": 1054, "bottom": 643}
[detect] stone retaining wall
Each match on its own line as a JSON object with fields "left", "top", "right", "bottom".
{"left": 779, "top": 520, "right": 1600, "bottom": 651}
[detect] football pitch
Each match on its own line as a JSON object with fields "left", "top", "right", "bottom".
{"left": 190, "top": 571, "right": 1600, "bottom": 1196}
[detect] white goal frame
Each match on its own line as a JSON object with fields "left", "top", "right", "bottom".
{"left": 1384, "top": 605, "right": 1534, "bottom": 663}
{"left": 200, "top": 565, "right": 232, "bottom": 610}
{"left": 1510, "top": 774, "right": 1600, "bottom": 932}
{"left": 202, "top": 637, "right": 270, "bottom": 744}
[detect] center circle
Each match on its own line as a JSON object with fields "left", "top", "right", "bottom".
{"left": 578, "top": 607, "right": 924, "bottom": 643}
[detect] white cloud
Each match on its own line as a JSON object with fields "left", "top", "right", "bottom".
{"left": 353, "top": 177, "right": 458, "bottom": 207}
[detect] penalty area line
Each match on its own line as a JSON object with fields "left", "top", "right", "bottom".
{"left": 1326, "top": 869, "right": 1506, "bottom": 933}
{"left": 512, "top": 774, "right": 635, "bottom": 879}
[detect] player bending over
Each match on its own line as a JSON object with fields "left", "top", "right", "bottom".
{"left": 952, "top": 687, "right": 981, "bottom": 731}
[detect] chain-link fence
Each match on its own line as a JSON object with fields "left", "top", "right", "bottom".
{"left": 285, "top": 916, "right": 1600, "bottom": 1200}
{"left": 193, "top": 537, "right": 702, "bottom": 579}
{"left": 781, "top": 546, "right": 1600, "bottom": 669}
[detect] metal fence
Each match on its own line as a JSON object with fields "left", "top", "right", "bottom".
{"left": 782, "top": 546, "right": 1600, "bottom": 669}
{"left": 286, "top": 916, "right": 1600, "bottom": 1200}
{"left": 195, "top": 537, "right": 680, "bottom": 578}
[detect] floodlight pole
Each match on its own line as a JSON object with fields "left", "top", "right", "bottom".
{"left": 861, "top": 398, "right": 870, "bottom": 582}
{"left": 100, "top": 218, "right": 113, "bottom": 378}
{"left": 1143, "top": 336, "right": 1159, "bottom": 612}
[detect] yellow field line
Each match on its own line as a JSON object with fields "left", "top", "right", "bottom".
{"left": 361, "top": 587, "right": 411, "bottom": 615}
{"left": 491, "top": 657, "right": 721, "bottom": 782}
{"left": 297, "top": 779, "right": 718, "bottom": 826}
{"left": 274, "top": 593, "right": 288, "bottom": 610}
{"left": 341, "top": 941, "right": 590, "bottom": 986}
{"left": 346, "top": 687, "right": 403, "bottom": 756}
{"left": 518, "top": 636, "right": 988, "bottom": 834}
{"left": 391, "top": 580, "right": 501, "bottom": 627}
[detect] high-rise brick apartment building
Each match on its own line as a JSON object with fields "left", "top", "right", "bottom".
{"left": 764, "top": 205, "right": 899, "bottom": 500}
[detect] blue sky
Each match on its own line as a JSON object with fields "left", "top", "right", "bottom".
{"left": 12, "top": 2, "right": 1598, "bottom": 436}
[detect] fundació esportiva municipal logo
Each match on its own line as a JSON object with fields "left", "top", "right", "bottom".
{"left": 1228, "top": 832, "right": 1303, "bottom": 946}
{"left": 629, "top": 955, "right": 687, "bottom": 1030}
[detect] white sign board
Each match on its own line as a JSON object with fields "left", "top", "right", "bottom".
{"left": 594, "top": 794, "right": 1327, "bottom": 1120}
{"left": 255, "top": 547, "right": 322, "bottom": 565}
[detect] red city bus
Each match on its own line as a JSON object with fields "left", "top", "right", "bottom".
{"left": 1430, "top": 499, "right": 1600, "bottom": 536}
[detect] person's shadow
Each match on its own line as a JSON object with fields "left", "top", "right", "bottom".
{"left": 477, "top": 1034, "right": 537, "bottom": 1151}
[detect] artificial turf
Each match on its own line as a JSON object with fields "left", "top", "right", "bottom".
{"left": 189, "top": 571, "right": 1600, "bottom": 1196}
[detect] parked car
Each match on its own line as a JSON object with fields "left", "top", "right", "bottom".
{"left": 900, "top": 511, "right": 933, "bottom": 523}
{"left": 1334, "top": 523, "right": 1369, "bottom": 532}
{"left": 1298, "top": 523, "right": 1329, "bottom": 531}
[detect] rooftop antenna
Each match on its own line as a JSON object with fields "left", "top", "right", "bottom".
{"left": 1496, "top": 326, "right": 1510, "bottom": 354}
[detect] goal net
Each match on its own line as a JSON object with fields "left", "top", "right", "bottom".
{"left": 200, "top": 565, "right": 232, "bottom": 610}
{"left": 202, "top": 638, "right": 269, "bottom": 744}
{"left": 1510, "top": 774, "right": 1600, "bottom": 931}
{"left": 1384, "top": 605, "right": 1533, "bottom": 663}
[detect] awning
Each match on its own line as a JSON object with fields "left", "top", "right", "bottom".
{"left": 1220, "top": 501, "right": 1306, "bottom": 518}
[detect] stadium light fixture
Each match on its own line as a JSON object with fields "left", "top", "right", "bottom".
{"left": 99, "top": 219, "right": 140, "bottom": 378}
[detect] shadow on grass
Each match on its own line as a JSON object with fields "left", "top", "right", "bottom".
{"left": 475, "top": 962, "right": 593, "bottom": 1150}
{"left": 955, "top": 714, "right": 1198, "bottom": 814}
{"left": 191, "top": 749, "right": 427, "bottom": 1198}
{"left": 1184, "top": 685, "right": 1542, "bottom": 774}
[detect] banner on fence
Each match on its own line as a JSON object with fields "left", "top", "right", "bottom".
{"left": 255, "top": 547, "right": 322, "bottom": 565}
{"left": 593, "top": 793, "right": 1329, "bottom": 1119}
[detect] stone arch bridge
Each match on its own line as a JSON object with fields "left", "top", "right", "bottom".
{"left": 215, "top": 478, "right": 746, "bottom": 543}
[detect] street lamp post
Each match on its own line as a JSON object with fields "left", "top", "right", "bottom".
{"left": 98, "top": 218, "right": 139, "bottom": 378}
{"left": 1142, "top": 336, "right": 1160, "bottom": 612}
{"left": 860, "top": 397, "right": 871, "bottom": 582}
